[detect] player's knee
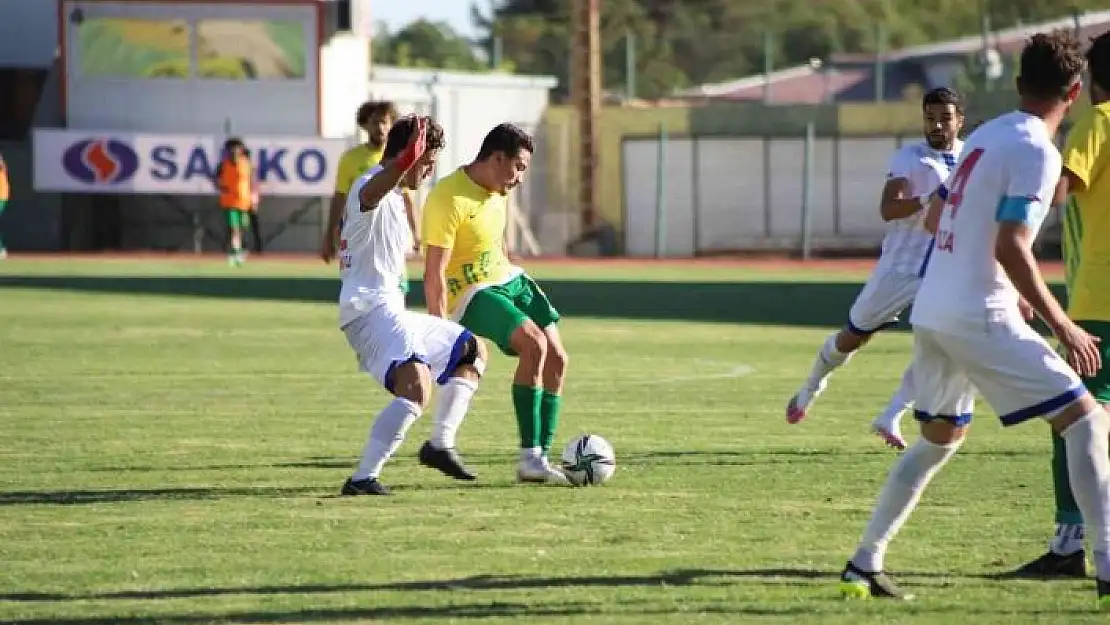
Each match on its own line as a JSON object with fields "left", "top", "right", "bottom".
{"left": 837, "top": 327, "right": 868, "bottom": 351}
{"left": 453, "top": 335, "right": 488, "bottom": 380}
{"left": 1050, "top": 393, "right": 1103, "bottom": 434}
{"left": 391, "top": 360, "right": 433, "bottom": 408}
{"left": 919, "top": 419, "right": 967, "bottom": 446}
{"left": 511, "top": 322, "right": 547, "bottom": 363}
{"left": 544, "top": 336, "right": 569, "bottom": 375}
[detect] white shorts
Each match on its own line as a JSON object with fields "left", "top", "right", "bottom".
{"left": 847, "top": 269, "right": 921, "bottom": 334}
{"left": 343, "top": 305, "right": 473, "bottom": 390}
{"left": 911, "top": 321, "right": 1085, "bottom": 427}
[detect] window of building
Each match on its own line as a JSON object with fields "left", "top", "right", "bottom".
{"left": 196, "top": 19, "right": 306, "bottom": 80}
{"left": 76, "top": 17, "right": 191, "bottom": 79}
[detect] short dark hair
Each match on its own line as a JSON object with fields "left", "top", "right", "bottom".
{"left": 1017, "top": 31, "right": 1086, "bottom": 101}
{"left": 382, "top": 115, "right": 446, "bottom": 160}
{"left": 356, "top": 100, "right": 397, "bottom": 126}
{"left": 1087, "top": 31, "right": 1110, "bottom": 93}
{"left": 476, "top": 123, "right": 534, "bottom": 161}
{"left": 223, "top": 137, "right": 246, "bottom": 153}
{"left": 922, "top": 87, "right": 963, "bottom": 114}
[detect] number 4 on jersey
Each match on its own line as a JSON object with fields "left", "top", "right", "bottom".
{"left": 945, "top": 148, "right": 984, "bottom": 219}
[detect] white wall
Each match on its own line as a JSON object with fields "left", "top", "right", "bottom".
{"left": 63, "top": 1, "right": 318, "bottom": 135}
{"left": 0, "top": 0, "right": 58, "bottom": 68}
{"left": 622, "top": 136, "right": 899, "bottom": 256}
{"left": 319, "top": 32, "right": 369, "bottom": 140}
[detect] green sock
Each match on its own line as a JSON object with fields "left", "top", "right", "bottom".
{"left": 539, "top": 391, "right": 562, "bottom": 453}
{"left": 512, "top": 385, "right": 542, "bottom": 449}
{"left": 1052, "top": 429, "right": 1084, "bottom": 525}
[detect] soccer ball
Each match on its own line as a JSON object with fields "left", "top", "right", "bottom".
{"left": 561, "top": 434, "right": 616, "bottom": 486}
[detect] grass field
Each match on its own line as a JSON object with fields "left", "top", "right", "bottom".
{"left": 0, "top": 256, "right": 1096, "bottom": 624}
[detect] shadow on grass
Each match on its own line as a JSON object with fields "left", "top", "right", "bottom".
{"left": 0, "top": 486, "right": 321, "bottom": 506}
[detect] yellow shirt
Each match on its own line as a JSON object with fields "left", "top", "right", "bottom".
{"left": 422, "top": 167, "right": 516, "bottom": 314}
{"left": 334, "top": 144, "right": 384, "bottom": 195}
{"left": 1062, "top": 103, "right": 1110, "bottom": 322}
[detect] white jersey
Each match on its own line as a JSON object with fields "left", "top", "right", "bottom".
{"left": 879, "top": 139, "right": 962, "bottom": 276}
{"left": 911, "top": 111, "right": 1060, "bottom": 336}
{"left": 338, "top": 165, "right": 411, "bottom": 327}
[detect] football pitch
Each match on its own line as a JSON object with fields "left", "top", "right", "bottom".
{"left": 0, "top": 256, "right": 1097, "bottom": 624}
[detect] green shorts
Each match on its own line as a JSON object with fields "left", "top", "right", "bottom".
{"left": 458, "top": 273, "right": 560, "bottom": 356}
{"left": 1077, "top": 320, "right": 1110, "bottom": 403}
{"left": 224, "top": 209, "right": 249, "bottom": 229}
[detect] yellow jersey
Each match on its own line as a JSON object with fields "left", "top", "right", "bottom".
{"left": 334, "top": 144, "right": 385, "bottom": 195}
{"left": 1062, "top": 103, "right": 1110, "bottom": 322}
{"left": 422, "top": 167, "right": 517, "bottom": 314}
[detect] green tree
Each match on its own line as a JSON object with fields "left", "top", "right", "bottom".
{"left": 373, "top": 19, "right": 486, "bottom": 71}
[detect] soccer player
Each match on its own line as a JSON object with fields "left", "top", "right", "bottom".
{"left": 0, "top": 150, "right": 8, "bottom": 259}
{"left": 786, "top": 88, "right": 965, "bottom": 449}
{"left": 323, "top": 101, "right": 421, "bottom": 272}
{"left": 1012, "top": 31, "right": 1110, "bottom": 579}
{"left": 837, "top": 32, "right": 1110, "bottom": 604}
{"left": 422, "top": 123, "right": 571, "bottom": 485}
{"left": 215, "top": 138, "right": 253, "bottom": 266}
{"left": 337, "top": 115, "right": 485, "bottom": 496}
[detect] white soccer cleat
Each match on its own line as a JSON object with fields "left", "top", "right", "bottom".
{"left": 870, "top": 416, "right": 907, "bottom": 451}
{"left": 516, "top": 456, "right": 572, "bottom": 486}
{"left": 785, "top": 379, "right": 827, "bottom": 424}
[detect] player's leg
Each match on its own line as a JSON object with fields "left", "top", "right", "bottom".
{"left": 225, "top": 209, "right": 244, "bottom": 265}
{"left": 840, "top": 327, "right": 970, "bottom": 600}
{"left": 871, "top": 365, "right": 915, "bottom": 451}
{"left": 959, "top": 322, "right": 1110, "bottom": 603}
{"left": 515, "top": 275, "right": 567, "bottom": 456}
{"left": 1012, "top": 321, "right": 1110, "bottom": 578}
{"left": 787, "top": 269, "right": 916, "bottom": 424}
{"left": 249, "top": 210, "right": 263, "bottom": 254}
{"left": 416, "top": 316, "right": 489, "bottom": 480}
{"left": 458, "top": 283, "right": 567, "bottom": 484}
{"left": 339, "top": 310, "right": 433, "bottom": 496}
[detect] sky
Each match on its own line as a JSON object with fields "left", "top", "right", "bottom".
{"left": 371, "top": 0, "right": 480, "bottom": 38}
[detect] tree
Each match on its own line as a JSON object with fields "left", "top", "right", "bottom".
{"left": 373, "top": 19, "right": 486, "bottom": 72}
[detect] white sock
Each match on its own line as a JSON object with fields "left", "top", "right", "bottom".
{"left": 851, "top": 437, "right": 961, "bottom": 572}
{"left": 520, "top": 447, "right": 541, "bottom": 462}
{"left": 430, "top": 377, "right": 477, "bottom": 450}
{"left": 1050, "top": 523, "right": 1085, "bottom": 556}
{"left": 352, "top": 397, "right": 422, "bottom": 481}
{"left": 1060, "top": 408, "right": 1110, "bottom": 579}
{"left": 806, "top": 334, "right": 852, "bottom": 388}
{"left": 875, "top": 366, "right": 915, "bottom": 423}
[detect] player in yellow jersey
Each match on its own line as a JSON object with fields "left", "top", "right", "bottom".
{"left": 322, "top": 101, "right": 420, "bottom": 294}
{"left": 423, "top": 123, "right": 571, "bottom": 485}
{"left": 1011, "top": 32, "right": 1110, "bottom": 580}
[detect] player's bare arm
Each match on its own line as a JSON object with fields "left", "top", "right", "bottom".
{"left": 321, "top": 192, "right": 346, "bottom": 263}
{"left": 424, "top": 245, "right": 452, "bottom": 318}
{"left": 922, "top": 190, "right": 947, "bottom": 234}
{"left": 359, "top": 118, "right": 428, "bottom": 213}
{"left": 995, "top": 222, "right": 1101, "bottom": 376}
{"left": 403, "top": 190, "right": 421, "bottom": 253}
{"left": 879, "top": 177, "right": 926, "bottom": 221}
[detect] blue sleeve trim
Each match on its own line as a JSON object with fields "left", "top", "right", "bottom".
{"left": 995, "top": 195, "right": 1044, "bottom": 225}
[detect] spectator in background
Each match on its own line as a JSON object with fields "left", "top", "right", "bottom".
{"left": 0, "top": 151, "right": 8, "bottom": 259}
{"left": 323, "top": 101, "right": 422, "bottom": 293}
{"left": 216, "top": 138, "right": 254, "bottom": 266}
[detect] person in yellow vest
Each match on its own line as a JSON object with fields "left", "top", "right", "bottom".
{"left": 323, "top": 101, "right": 421, "bottom": 292}
{"left": 216, "top": 138, "right": 253, "bottom": 266}
{"left": 0, "top": 151, "right": 8, "bottom": 259}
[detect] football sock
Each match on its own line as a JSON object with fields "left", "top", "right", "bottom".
{"left": 429, "top": 377, "right": 477, "bottom": 450}
{"left": 806, "top": 334, "right": 852, "bottom": 388}
{"left": 512, "top": 385, "right": 542, "bottom": 450}
{"left": 352, "top": 397, "right": 421, "bottom": 481}
{"left": 1060, "top": 409, "right": 1110, "bottom": 579}
{"left": 851, "top": 437, "right": 961, "bottom": 572}
{"left": 874, "top": 367, "right": 915, "bottom": 423}
{"left": 1051, "top": 523, "right": 1085, "bottom": 557}
{"left": 539, "top": 391, "right": 562, "bottom": 453}
{"left": 1052, "top": 428, "right": 1084, "bottom": 525}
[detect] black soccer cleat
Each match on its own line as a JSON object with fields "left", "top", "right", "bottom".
{"left": 418, "top": 441, "right": 477, "bottom": 481}
{"left": 838, "top": 561, "right": 914, "bottom": 600}
{"left": 340, "top": 477, "right": 391, "bottom": 496}
{"left": 1006, "top": 550, "right": 1089, "bottom": 579}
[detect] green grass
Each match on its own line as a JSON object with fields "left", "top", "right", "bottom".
{"left": 0, "top": 258, "right": 1097, "bottom": 624}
